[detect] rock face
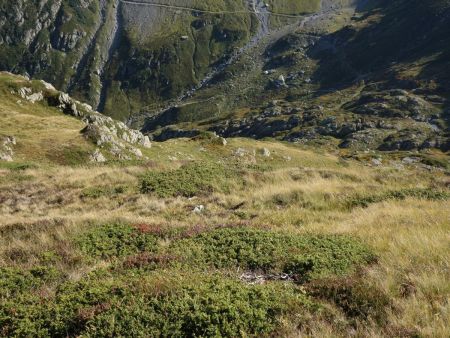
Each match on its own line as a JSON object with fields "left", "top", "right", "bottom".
{"left": 17, "top": 87, "right": 44, "bottom": 103}
{"left": 0, "top": 136, "right": 16, "bottom": 162}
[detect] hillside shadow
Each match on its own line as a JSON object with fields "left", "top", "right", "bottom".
{"left": 307, "top": 0, "right": 450, "bottom": 92}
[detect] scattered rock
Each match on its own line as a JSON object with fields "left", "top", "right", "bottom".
{"left": 90, "top": 149, "right": 106, "bottom": 163}
{"left": 371, "top": 158, "right": 382, "bottom": 166}
{"left": 141, "top": 136, "right": 152, "bottom": 148}
{"left": 0, "top": 135, "right": 16, "bottom": 162}
{"left": 26, "top": 92, "right": 44, "bottom": 103}
{"left": 219, "top": 137, "right": 227, "bottom": 146}
{"left": 261, "top": 147, "right": 271, "bottom": 157}
{"left": 234, "top": 148, "right": 247, "bottom": 157}
{"left": 193, "top": 205, "right": 205, "bottom": 213}
{"left": 18, "top": 87, "right": 44, "bottom": 103}
{"left": 39, "top": 80, "right": 56, "bottom": 91}
{"left": 81, "top": 113, "right": 151, "bottom": 160}
{"left": 270, "top": 74, "right": 288, "bottom": 89}
{"left": 129, "top": 147, "right": 143, "bottom": 158}
{"left": 240, "top": 272, "right": 293, "bottom": 285}
{"left": 402, "top": 157, "right": 419, "bottom": 165}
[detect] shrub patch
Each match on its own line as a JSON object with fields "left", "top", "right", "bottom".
{"left": 140, "top": 162, "right": 237, "bottom": 197}
{"left": 169, "top": 227, "right": 375, "bottom": 281}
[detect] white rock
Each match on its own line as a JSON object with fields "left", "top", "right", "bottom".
{"left": 129, "top": 147, "right": 143, "bottom": 158}
{"left": 90, "top": 149, "right": 106, "bottom": 163}
{"left": 371, "top": 158, "right": 382, "bottom": 166}
{"left": 18, "top": 87, "right": 32, "bottom": 98}
{"left": 402, "top": 157, "right": 418, "bottom": 164}
{"left": 0, "top": 153, "right": 13, "bottom": 162}
{"left": 234, "top": 148, "right": 247, "bottom": 157}
{"left": 193, "top": 205, "right": 205, "bottom": 213}
{"left": 40, "top": 80, "right": 56, "bottom": 91}
{"left": 141, "top": 136, "right": 152, "bottom": 148}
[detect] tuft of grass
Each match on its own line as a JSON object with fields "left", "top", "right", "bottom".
{"left": 80, "top": 185, "right": 129, "bottom": 199}
{"left": 0, "top": 162, "right": 37, "bottom": 171}
{"left": 308, "top": 275, "right": 392, "bottom": 325}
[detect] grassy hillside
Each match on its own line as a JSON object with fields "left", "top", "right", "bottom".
{"left": 269, "top": 0, "right": 321, "bottom": 14}
{"left": 1, "top": 73, "right": 449, "bottom": 336}
{"left": 0, "top": 73, "right": 94, "bottom": 166}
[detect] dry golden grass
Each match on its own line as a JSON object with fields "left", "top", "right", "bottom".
{"left": 0, "top": 76, "right": 94, "bottom": 164}
{"left": 0, "top": 122, "right": 448, "bottom": 336}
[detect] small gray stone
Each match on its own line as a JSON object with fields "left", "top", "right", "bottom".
{"left": 90, "top": 149, "right": 106, "bottom": 163}
{"left": 261, "top": 147, "right": 271, "bottom": 157}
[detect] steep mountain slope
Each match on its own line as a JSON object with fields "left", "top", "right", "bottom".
{"left": 0, "top": 0, "right": 119, "bottom": 110}
{"left": 1, "top": 0, "right": 448, "bottom": 154}
{"left": 0, "top": 0, "right": 319, "bottom": 120}
{"left": 138, "top": 0, "right": 449, "bottom": 153}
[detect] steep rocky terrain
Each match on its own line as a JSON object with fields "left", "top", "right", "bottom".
{"left": 137, "top": 0, "right": 450, "bottom": 154}
{"left": 2, "top": 1, "right": 449, "bottom": 156}
{"left": 1, "top": 0, "right": 311, "bottom": 120}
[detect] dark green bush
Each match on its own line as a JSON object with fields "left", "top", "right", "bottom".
{"left": 77, "top": 224, "right": 158, "bottom": 259}
{"left": 169, "top": 227, "right": 375, "bottom": 281}
{"left": 0, "top": 271, "right": 314, "bottom": 337}
{"left": 347, "top": 188, "right": 450, "bottom": 209}
{"left": 0, "top": 268, "right": 45, "bottom": 298}
{"left": 140, "top": 162, "right": 236, "bottom": 197}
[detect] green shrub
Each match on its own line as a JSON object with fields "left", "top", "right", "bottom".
{"left": 0, "top": 268, "right": 44, "bottom": 298}
{"left": 347, "top": 187, "right": 450, "bottom": 209}
{"left": 140, "top": 162, "right": 236, "bottom": 197}
{"left": 77, "top": 224, "right": 158, "bottom": 259}
{"left": 169, "top": 227, "right": 375, "bottom": 281}
{"left": 0, "top": 271, "right": 314, "bottom": 337}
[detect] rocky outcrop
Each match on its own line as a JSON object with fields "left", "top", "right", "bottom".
{"left": 0, "top": 136, "right": 16, "bottom": 162}
{"left": 90, "top": 149, "right": 107, "bottom": 163}
{"left": 12, "top": 78, "right": 152, "bottom": 162}
{"left": 343, "top": 90, "right": 439, "bottom": 121}
{"left": 17, "top": 87, "right": 44, "bottom": 104}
